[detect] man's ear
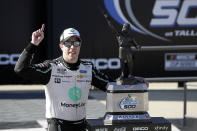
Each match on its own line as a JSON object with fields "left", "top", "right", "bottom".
{"left": 59, "top": 44, "right": 63, "bottom": 49}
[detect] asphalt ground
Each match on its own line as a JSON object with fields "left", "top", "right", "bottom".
{"left": 0, "top": 82, "right": 197, "bottom": 131}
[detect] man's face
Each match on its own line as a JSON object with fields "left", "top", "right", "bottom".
{"left": 60, "top": 36, "right": 81, "bottom": 63}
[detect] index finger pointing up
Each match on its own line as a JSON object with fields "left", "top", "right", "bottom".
{"left": 41, "top": 24, "right": 45, "bottom": 32}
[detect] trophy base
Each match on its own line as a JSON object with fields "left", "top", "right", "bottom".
{"left": 87, "top": 117, "right": 171, "bottom": 131}
{"left": 116, "top": 76, "right": 139, "bottom": 85}
{"left": 103, "top": 112, "right": 151, "bottom": 125}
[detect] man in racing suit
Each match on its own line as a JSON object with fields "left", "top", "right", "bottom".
{"left": 14, "top": 24, "right": 113, "bottom": 131}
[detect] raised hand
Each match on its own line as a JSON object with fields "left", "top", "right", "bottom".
{"left": 31, "top": 24, "right": 45, "bottom": 46}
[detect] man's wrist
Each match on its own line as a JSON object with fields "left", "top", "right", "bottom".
{"left": 25, "top": 43, "right": 39, "bottom": 54}
{"left": 31, "top": 40, "right": 40, "bottom": 46}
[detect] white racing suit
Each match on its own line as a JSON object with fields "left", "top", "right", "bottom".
{"left": 14, "top": 43, "right": 113, "bottom": 131}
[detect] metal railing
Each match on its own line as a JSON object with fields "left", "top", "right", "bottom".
{"left": 146, "top": 77, "right": 197, "bottom": 82}
{"left": 131, "top": 45, "right": 197, "bottom": 51}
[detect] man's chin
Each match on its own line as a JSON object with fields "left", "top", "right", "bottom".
{"left": 68, "top": 56, "right": 78, "bottom": 62}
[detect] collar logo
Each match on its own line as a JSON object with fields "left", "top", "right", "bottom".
{"left": 57, "top": 68, "right": 66, "bottom": 75}
{"left": 68, "top": 87, "right": 82, "bottom": 101}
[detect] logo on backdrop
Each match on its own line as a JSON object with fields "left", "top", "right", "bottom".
{"left": 82, "top": 58, "right": 120, "bottom": 70}
{"left": 104, "top": 0, "right": 197, "bottom": 42}
{"left": 0, "top": 54, "right": 20, "bottom": 65}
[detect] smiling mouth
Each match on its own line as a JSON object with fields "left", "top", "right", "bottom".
{"left": 69, "top": 52, "right": 76, "bottom": 55}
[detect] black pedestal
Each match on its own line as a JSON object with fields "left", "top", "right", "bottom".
{"left": 87, "top": 117, "right": 171, "bottom": 131}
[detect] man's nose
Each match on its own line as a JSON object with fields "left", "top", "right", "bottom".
{"left": 70, "top": 45, "right": 77, "bottom": 49}
{"left": 70, "top": 45, "right": 75, "bottom": 48}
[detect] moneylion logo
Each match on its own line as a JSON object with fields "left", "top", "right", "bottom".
{"left": 68, "top": 87, "right": 82, "bottom": 101}
{"left": 104, "top": 0, "right": 197, "bottom": 42}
